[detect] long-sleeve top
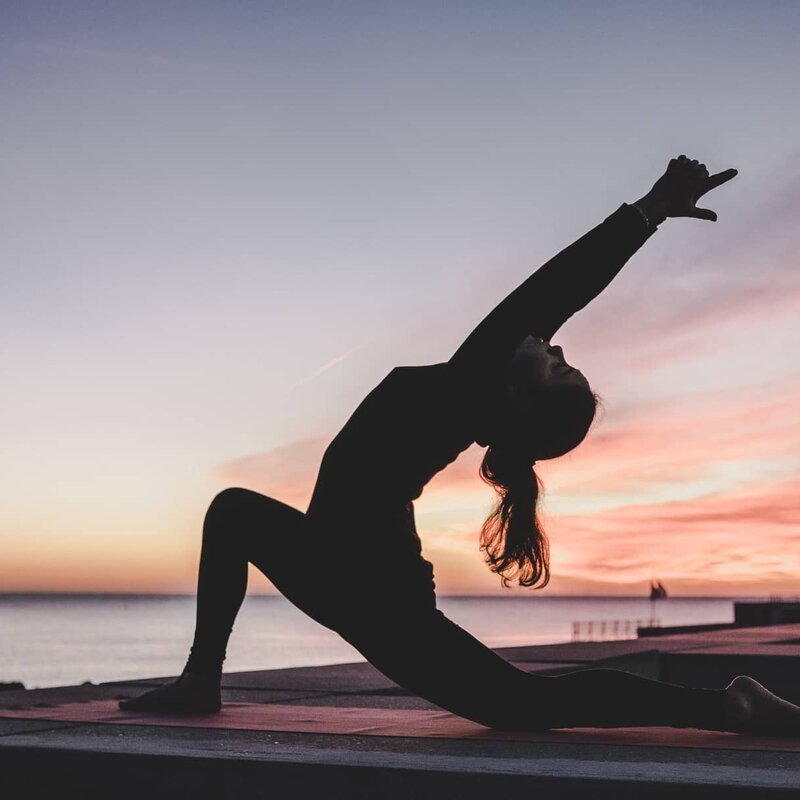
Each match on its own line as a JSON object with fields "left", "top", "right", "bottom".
{"left": 305, "top": 202, "right": 658, "bottom": 611}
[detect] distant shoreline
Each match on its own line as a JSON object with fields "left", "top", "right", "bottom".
{"left": 3, "top": 595, "right": 745, "bottom": 689}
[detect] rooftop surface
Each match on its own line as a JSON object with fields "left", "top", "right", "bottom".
{"left": 1, "top": 622, "right": 799, "bottom": 798}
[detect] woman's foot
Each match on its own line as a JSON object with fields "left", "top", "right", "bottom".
{"left": 720, "top": 675, "right": 800, "bottom": 736}
{"left": 118, "top": 671, "right": 222, "bottom": 714}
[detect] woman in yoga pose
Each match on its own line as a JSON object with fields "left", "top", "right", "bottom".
{"left": 121, "top": 155, "right": 800, "bottom": 735}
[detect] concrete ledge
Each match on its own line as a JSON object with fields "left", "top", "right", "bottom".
{"left": 2, "top": 726, "right": 800, "bottom": 799}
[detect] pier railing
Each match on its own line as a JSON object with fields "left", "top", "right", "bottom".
{"left": 571, "top": 617, "right": 660, "bottom": 641}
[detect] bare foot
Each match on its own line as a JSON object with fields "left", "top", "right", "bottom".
{"left": 118, "top": 672, "right": 221, "bottom": 714}
{"left": 720, "top": 675, "right": 800, "bottom": 737}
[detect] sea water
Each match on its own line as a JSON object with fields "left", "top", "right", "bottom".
{"left": 0, "top": 594, "right": 744, "bottom": 689}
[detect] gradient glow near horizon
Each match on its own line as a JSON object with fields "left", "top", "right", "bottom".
{"left": 2, "top": 1, "right": 799, "bottom": 596}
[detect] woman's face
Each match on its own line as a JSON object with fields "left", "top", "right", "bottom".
{"left": 507, "top": 336, "right": 589, "bottom": 401}
{"left": 472, "top": 336, "right": 593, "bottom": 449}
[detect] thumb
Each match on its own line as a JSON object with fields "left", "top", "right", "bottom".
{"left": 685, "top": 207, "right": 718, "bottom": 222}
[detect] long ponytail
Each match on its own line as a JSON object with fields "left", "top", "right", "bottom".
{"left": 479, "top": 445, "right": 549, "bottom": 588}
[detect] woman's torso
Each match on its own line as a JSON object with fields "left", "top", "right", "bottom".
{"left": 305, "top": 363, "right": 476, "bottom": 609}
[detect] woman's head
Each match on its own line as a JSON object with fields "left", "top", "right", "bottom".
{"left": 504, "top": 335, "right": 595, "bottom": 456}
{"left": 480, "top": 335, "right": 597, "bottom": 458}
{"left": 477, "top": 336, "right": 599, "bottom": 588}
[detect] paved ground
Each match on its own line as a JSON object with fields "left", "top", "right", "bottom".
{"left": 1, "top": 623, "right": 799, "bottom": 798}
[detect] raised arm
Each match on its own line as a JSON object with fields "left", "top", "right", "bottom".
{"left": 449, "top": 202, "right": 655, "bottom": 376}
{"left": 449, "top": 156, "right": 738, "bottom": 379}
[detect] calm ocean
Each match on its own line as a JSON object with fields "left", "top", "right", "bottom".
{"left": 0, "top": 594, "right": 746, "bottom": 689}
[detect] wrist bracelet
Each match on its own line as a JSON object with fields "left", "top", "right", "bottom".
{"left": 629, "top": 202, "right": 653, "bottom": 229}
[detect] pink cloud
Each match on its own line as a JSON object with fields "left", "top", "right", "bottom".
{"left": 216, "top": 437, "right": 328, "bottom": 509}
{"left": 546, "top": 477, "right": 800, "bottom": 588}
{"left": 535, "top": 379, "right": 800, "bottom": 500}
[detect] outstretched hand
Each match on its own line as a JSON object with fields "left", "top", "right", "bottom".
{"left": 644, "top": 155, "right": 738, "bottom": 222}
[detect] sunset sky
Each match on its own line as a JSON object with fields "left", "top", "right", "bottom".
{"left": 2, "top": 1, "right": 798, "bottom": 596}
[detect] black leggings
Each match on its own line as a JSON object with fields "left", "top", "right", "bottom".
{"left": 184, "top": 488, "right": 726, "bottom": 730}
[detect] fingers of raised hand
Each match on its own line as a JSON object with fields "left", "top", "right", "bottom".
{"left": 671, "top": 155, "right": 704, "bottom": 171}
{"left": 685, "top": 206, "right": 718, "bottom": 222}
{"left": 668, "top": 155, "right": 706, "bottom": 178}
{"left": 658, "top": 157, "right": 737, "bottom": 221}
{"left": 668, "top": 157, "right": 737, "bottom": 195}
{"left": 703, "top": 167, "right": 739, "bottom": 192}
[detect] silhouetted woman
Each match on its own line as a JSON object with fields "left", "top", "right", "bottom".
{"left": 122, "top": 156, "right": 800, "bottom": 735}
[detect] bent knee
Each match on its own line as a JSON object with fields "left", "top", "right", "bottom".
{"left": 206, "top": 487, "right": 258, "bottom": 519}
{"left": 204, "top": 487, "right": 305, "bottom": 532}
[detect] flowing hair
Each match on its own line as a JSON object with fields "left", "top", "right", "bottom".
{"left": 479, "top": 386, "right": 599, "bottom": 588}
{"left": 479, "top": 446, "right": 548, "bottom": 588}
